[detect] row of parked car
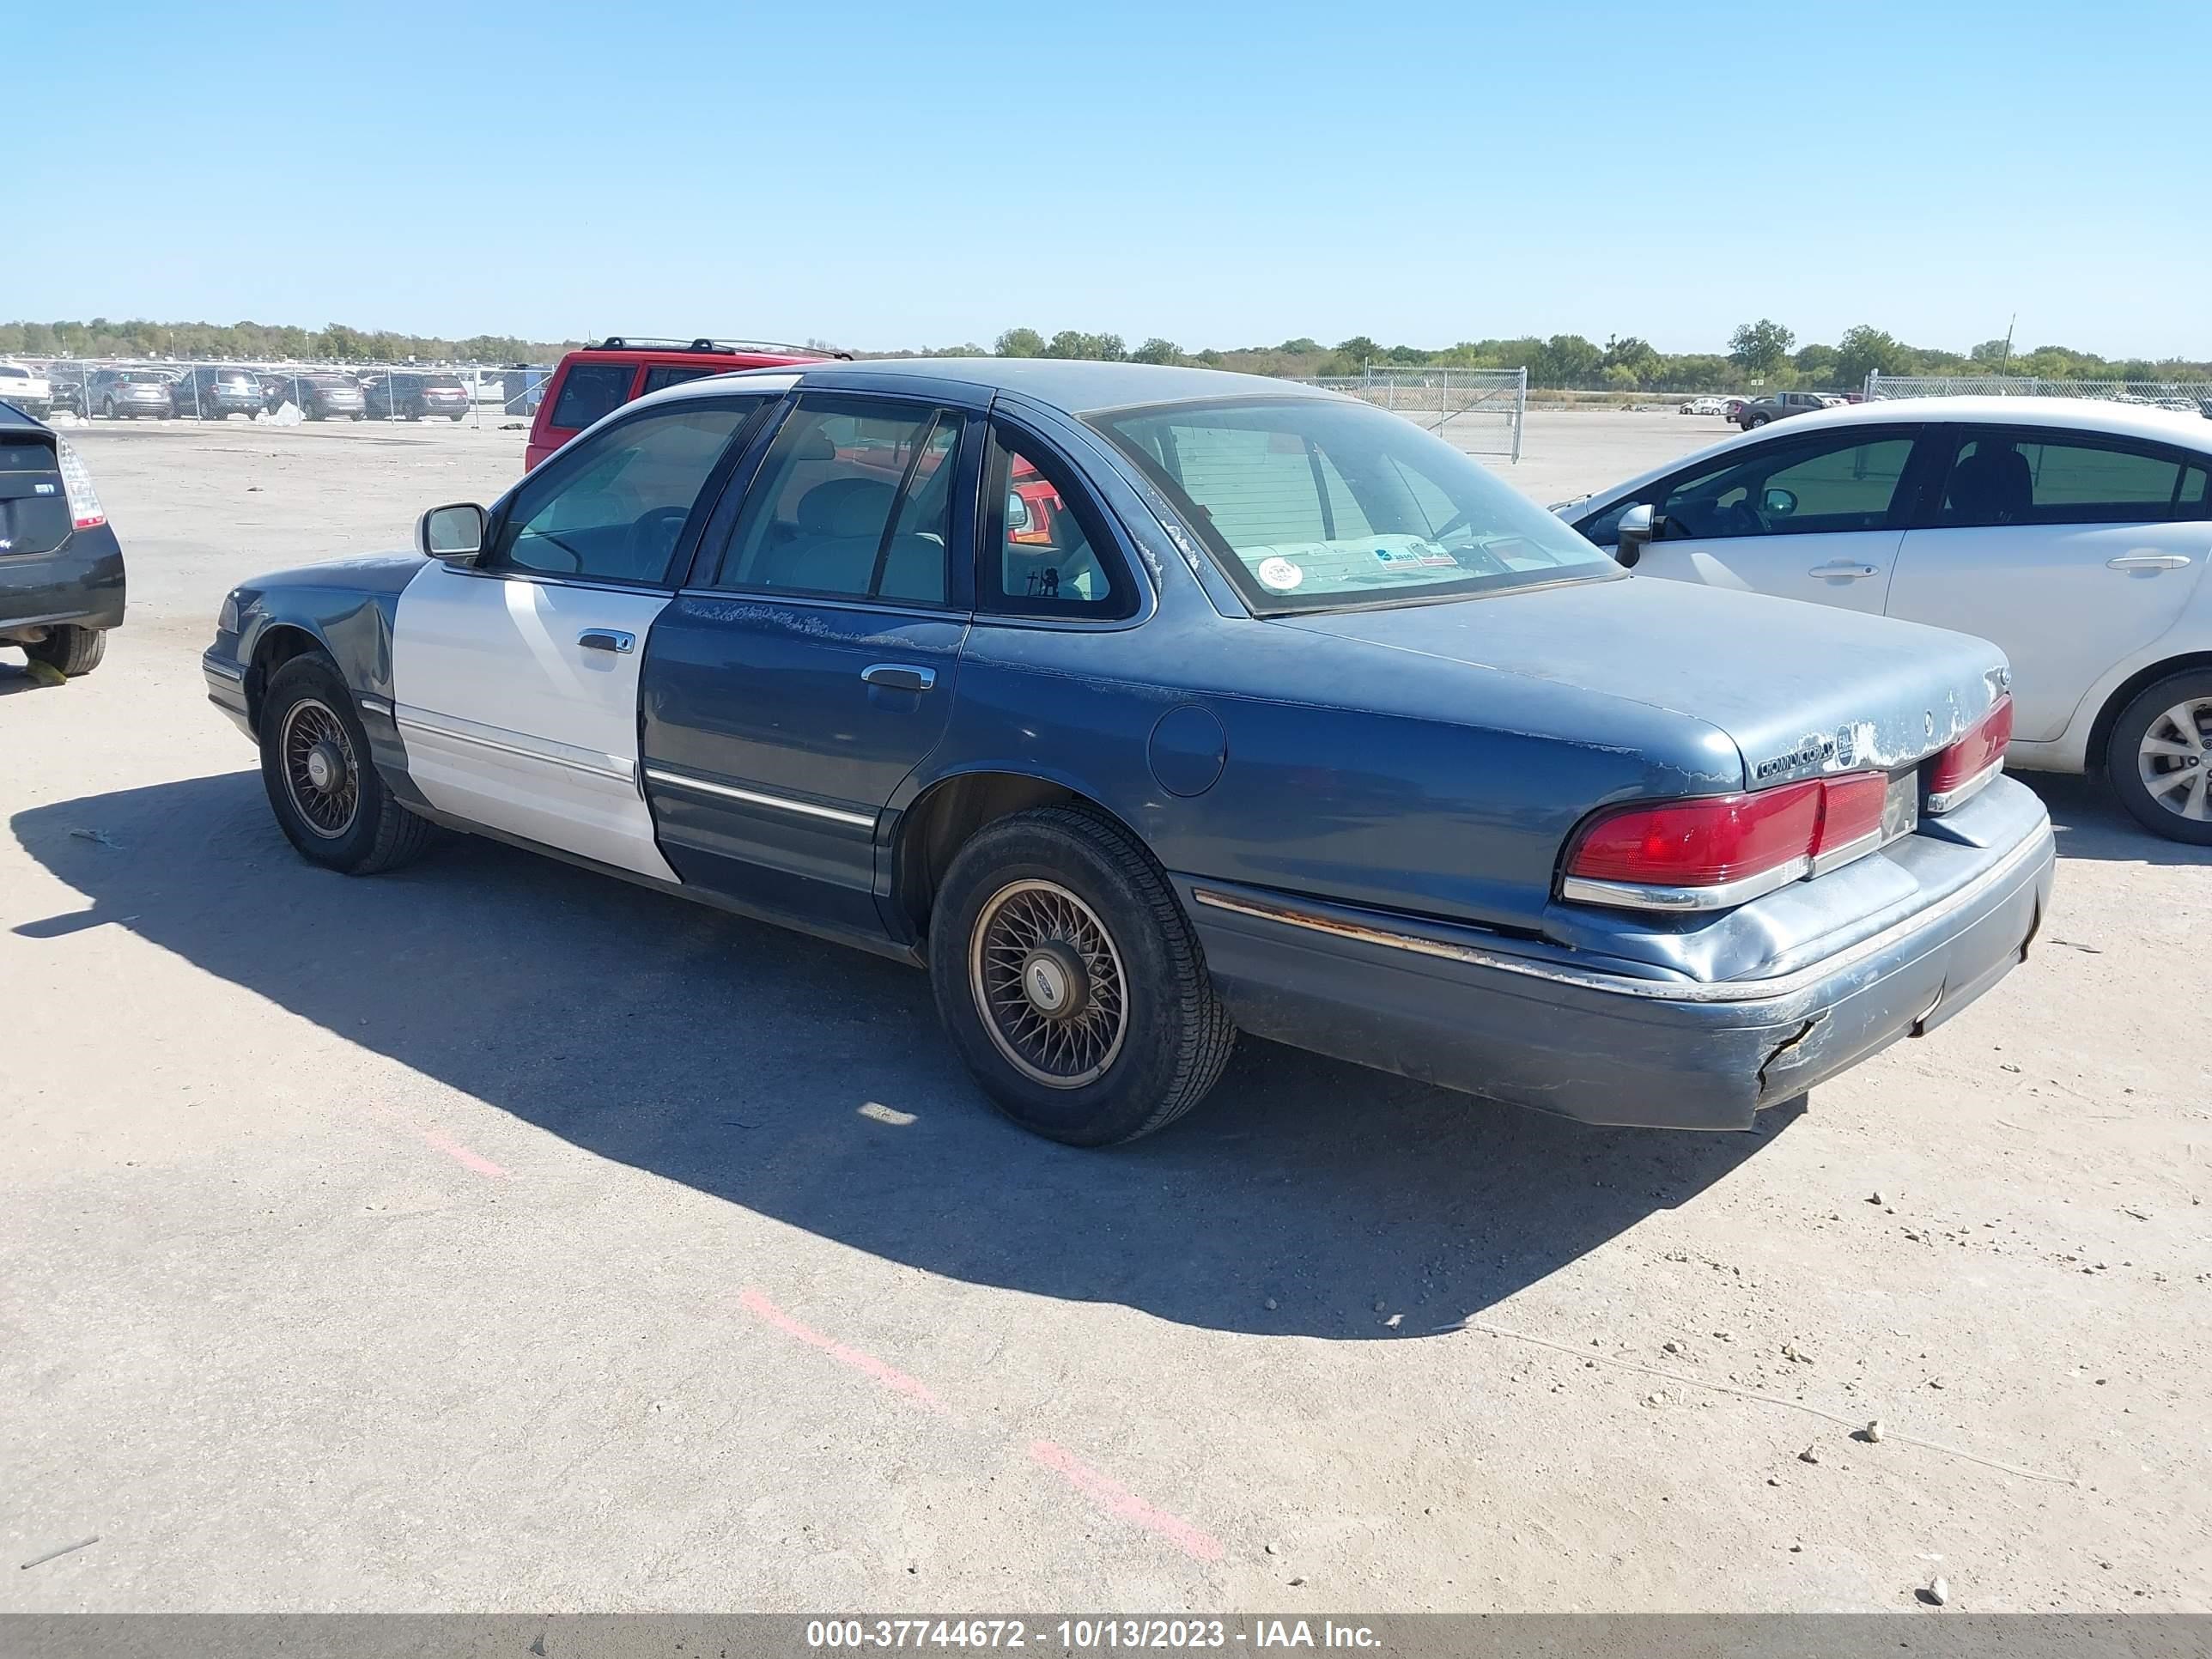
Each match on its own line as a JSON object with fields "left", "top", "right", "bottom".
{"left": 0, "top": 362, "right": 480, "bottom": 422}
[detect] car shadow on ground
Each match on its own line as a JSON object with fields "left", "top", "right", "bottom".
{"left": 11, "top": 772, "right": 1808, "bottom": 1340}
{"left": 2024, "top": 772, "right": 2212, "bottom": 869}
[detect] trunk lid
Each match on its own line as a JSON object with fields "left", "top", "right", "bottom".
{"left": 1279, "top": 574, "right": 2009, "bottom": 788}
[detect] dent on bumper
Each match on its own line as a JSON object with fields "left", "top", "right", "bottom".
{"left": 1182, "top": 817, "right": 2055, "bottom": 1132}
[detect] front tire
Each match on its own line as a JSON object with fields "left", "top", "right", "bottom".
{"left": 2106, "top": 670, "right": 2212, "bottom": 843}
{"left": 928, "top": 806, "right": 1234, "bottom": 1146}
{"left": 24, "top": 624, "right": 106, "bottom": 677}
{"left": 258, "top": 655, "right": 434, "bottom": 873}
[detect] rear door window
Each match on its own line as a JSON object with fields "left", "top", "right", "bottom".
{"left": 711, "top": 398, "right": 961, "bottom": 605}
{"left": 1937, "top": 429, "right": 2211, "bottom": 526}
{"left": 641, "top": 364, "right": 719, "bottom": 394}
{"left": 549, "top": 362, "right": 636, "bottom": 433}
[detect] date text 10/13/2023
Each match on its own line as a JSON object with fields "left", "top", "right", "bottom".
{"left": 805, "top": 1619, "right": 1383, "bottom": 1650}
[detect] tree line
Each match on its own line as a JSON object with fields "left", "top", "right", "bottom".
{"left": 0, "top": 318, "right": 575, "bottom": 366}
{"left": 982, "top": 320, "right": 2212, "bottom": 392}
{"left": 5, "top": 314, "right": 2206, "bottom": 392}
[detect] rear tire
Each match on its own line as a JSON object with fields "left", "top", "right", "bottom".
{"left": 24, "top": 624, "right": 106, "bottom": 677}
{"left": 927, "top": 806, "right": 1234, "bottom": 1146}
{"left": 2105, "top": 669, "right": 2212, "bottom": 844}
{"left": 1747, "top": 412, "right": 1771, "bottom": 428}
{"left": 258, "top": 654, "right": 434, "bottom": 873}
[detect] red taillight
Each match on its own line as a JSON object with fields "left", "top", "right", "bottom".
{"left": 1569, "top": 779, "right": 1824, "bottom": 888}
{"left": 1565, "top": 772, "right": 1891, "bottom": 908}
{"left": 1926, "top": 696, "right": 2012, "bottom": 812}
{"left": 55, "top": 439, "right": 105, "bottom": 529}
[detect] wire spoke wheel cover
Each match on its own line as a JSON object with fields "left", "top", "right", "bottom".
{"left": 280, "top": 696, "right": 361, "bottom": 839}
{"left": 2137, "top": 696, "right": 2212, "bottom": 823}
{"left": 969, "top": 878, "right": 1130, "bottom": 1090}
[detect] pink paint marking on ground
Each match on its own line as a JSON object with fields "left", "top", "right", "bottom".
{"left": 412, "top": 1123, "right": 508, "bottom": 1178}
{"left": 362, "top": 1102, "right": 510, "bottom": 1178}
{"left": 1030, "top": 1439, "right": 1225, "bottom": 1563}
{"left": 738, "top": 1287, "right": 950, "bottom": 1413}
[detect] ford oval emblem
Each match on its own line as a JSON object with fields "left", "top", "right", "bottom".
{"left": 1923, "top": 710, "right": 1935, "bottom": 738}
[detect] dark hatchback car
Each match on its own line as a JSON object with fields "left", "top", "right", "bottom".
{"left": 204, "top": 361, "right": 2051, "bottom": 1147}
{"left": 88, "top": 368, "right": 176, "bottom": 420}
{"left": 2, "top": 401, "right": 125, "bottom": 675}
{"left": 362, "top": 372, "right": 471, "bottom": 422}
{"left": 45, "top": 366, "right": 91, "bottom": 418}
{"left": 172, "top": 364, "right": 268, "bottom": 421}
{"left": 262, "top": 370, "right": 366, "bottom": 420}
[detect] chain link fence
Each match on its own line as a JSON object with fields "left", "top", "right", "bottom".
{"left": 1864, "top": 372, "right": 2212, "bottom": 417}
{"left": 17, "top": 358, "right": 555, "bottom": 428}
{"left": 1296, "top": 367, "right": 1527, "bottom": 460}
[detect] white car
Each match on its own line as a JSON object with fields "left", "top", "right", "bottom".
{"left": 0, "top": 362, "right": 54, "bottom": 416}
{"left": 1680, "top": 396, "right": 1731, "bottom": 416}
{"left": 1561, "top": 397, "right": 2212, "bottom": 841}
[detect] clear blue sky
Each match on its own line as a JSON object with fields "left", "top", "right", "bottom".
{"left": 12, "top": 0, "right": 2209, "bottom": 358}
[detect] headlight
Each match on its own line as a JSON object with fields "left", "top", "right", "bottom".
{"left": 217, "top": 592, "right": 241, "bottom": 633}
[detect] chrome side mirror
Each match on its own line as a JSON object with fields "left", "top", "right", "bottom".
{"left": 416, "top": 501, "right": 487, "bottom": 563}
{"left": 1615, "top": 502, "right": 1665, "bottom": 568}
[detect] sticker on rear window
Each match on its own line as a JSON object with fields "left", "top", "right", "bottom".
{"left": 1256, "top": 556, "right": 1304, "bottom": 591}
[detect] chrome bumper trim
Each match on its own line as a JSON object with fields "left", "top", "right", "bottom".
{"left": 1190, "top": 823, "right": 2051, "bottom": 1006}
{"left": 1927, "top": 760, "right": 2001, "bottom": 816}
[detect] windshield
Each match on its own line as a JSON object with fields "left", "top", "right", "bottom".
{"left": 1089, "top": 395, "right": 1618, "bottom": 613}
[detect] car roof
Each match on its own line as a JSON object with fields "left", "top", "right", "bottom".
{"left": 652, "top": 356, "right": 1348, "bottom": 417}
{"left": 1578, "top": 394, "right": 2212, "bottom": 512}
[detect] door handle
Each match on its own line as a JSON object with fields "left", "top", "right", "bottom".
{"left": 1809, "top": 562, "right": 1881, "bottom": 579}
{"left": 860, "top": 662, "right": 937, "bottom": 692}
{"left": 578, "top": 629, "right": 635, "bottom": 653}
{"left": 2106, "top": 552, "right": 2191, "bottom": 571}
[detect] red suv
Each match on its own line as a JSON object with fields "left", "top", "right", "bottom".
{"left": 524, "top": 337, "right": 847, "bottom": 471}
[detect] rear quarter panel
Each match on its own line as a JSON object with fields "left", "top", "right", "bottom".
{"left": 907, "top": 602, "right": 1741, "bottom": 938}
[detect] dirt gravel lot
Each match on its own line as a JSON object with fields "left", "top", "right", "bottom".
{"left": 3, "top": 411, "right": 2207, "bottom": 1614}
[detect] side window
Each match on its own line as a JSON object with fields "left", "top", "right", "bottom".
{"left": 641, "top": 364, "right": 719, "bottom": 395}
{"left": 714, "top": 399, "right": 959, "bottom": 605}
{"left": 1939, "top": 431, "right": 2206, "bottom": 527}
{"left": 549, "top": 362, "right": 635, "bottom": 431}
{"left": 981, "top": 426, "right": 1131, "bottom": 618}
{"left": 1659, "top": 431, "right": 1916, "bottom": 539}
{"left": 485, "top": 402, "right": 753, "bottom": 583}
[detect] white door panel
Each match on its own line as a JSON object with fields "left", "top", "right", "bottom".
{"left": 1635, "top": 528, "right": 1905, "bottom": 615}
{"left": 1888, "top": 520, "right": 2212, "bottom": 742}
{"left": 392, "top": 561, "right": 677, "bottom": 879}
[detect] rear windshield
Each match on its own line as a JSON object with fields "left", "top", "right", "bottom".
{"left": 115, "top": 370, "right": 169, "bottom": 384}
{"left": 422, "top": 375, "right": 465, "bottom": 392}
{"left": 1089, "top": 396, "right": 1619, "bottom": 613}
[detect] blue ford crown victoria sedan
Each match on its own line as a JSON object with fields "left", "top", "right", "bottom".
{"left": 202, "top": 361, "right": 2053, "bottom": 1145}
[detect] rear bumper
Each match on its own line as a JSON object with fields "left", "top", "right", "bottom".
{"left": 0, "top": 525, "right": 127, "bottom": 636}
{"left": 1182, "top": 789, "right": 2055, "bottom": 1132}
